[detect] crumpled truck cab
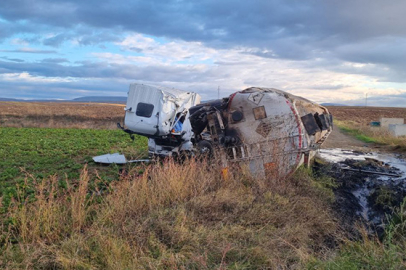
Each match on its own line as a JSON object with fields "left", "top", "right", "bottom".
{"left": 122, "top": 83, "right": 201, "bottom": 157}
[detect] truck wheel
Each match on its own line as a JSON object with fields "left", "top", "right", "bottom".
{"left": 197, "top": 140, "right": 213, "bottom": 159}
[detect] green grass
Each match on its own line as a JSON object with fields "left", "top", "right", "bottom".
{"left": 0, "top": 127, "right": 147, "bottom": 211}
{"left": 338, "top": 125, "right": 378, "bottom": 144}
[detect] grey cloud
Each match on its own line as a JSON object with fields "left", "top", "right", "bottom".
{"left": 335, "top": 37, "right": 406, "bottom": 67}
{"left": 0, "top": 74, "right": 220, "bottom": 100}
{"left": 0, "top": 19, "right": 41, "bottom": 41}
{"left": 0, "top": 57, "right": 230, "bottom": 101}
{"left": 2, "top": 0, "right": 406, "bottom": 99}
{"left": 76, "top": 32, "right": 121, "bottom": 46}
{"left": 128, "top": 47, "right": 143, "bottom": 53}
{"left": 213, "top": 60, "right": 255, "bottom": 66}
{"left": 0, "top": 21, "right": 15, "bottom": 40}
{"left": 2, "top": 1, "right": 405, "bottom": 47}
{"left": 289, "top": 84, "right": 349, "bottom": 91}
{"left": 0, "top": 59, "right": 217, "bottom": 83}
{"left": 332, "top": 62, "right": 406, "bottom": 83}
{"left": 42, "top": 29, "right": 122, "bottom": 47}
{"left": 0, "top": 77, "right": 129, "bottom": 99}
{"left": 0, "top": 10, "right": 62, "bottom": 44}
{"left": 0, "top": 49, "right": 57, "bottom": 54}
{"left": 336, "top": 94, "right": 406, "bottom": 108}
{"left": 0, "top": 0, "right": 78, "bottom": 28}
{"left": 0, "top": 56, "right": 24, "bottom": 62}
{"left": 40, "top": 58, "right": 69, "bottom": 63}
{"left": 43, "top": 33, "right": 73, "bottom": 47}
{"left": 2, "top": 0, "right": 406, "bottom": 65}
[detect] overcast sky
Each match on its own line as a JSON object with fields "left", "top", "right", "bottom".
{"left": 1, "top": 0, "right": 406, "bottom": 106}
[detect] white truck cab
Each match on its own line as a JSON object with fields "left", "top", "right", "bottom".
{"left": 120, "top": 83, "right": 201, "bottom": 157}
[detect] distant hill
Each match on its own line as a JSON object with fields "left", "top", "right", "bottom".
{"left": 0, "top": 98, "right": 20, "bottom": 101}
{"left": 0, "top": 96, "right": 127, "bottom": 104}
{"left": 321, "top": 103, "right": 348, "bottom": 106}
{"left": 72, "top": 96, "right": 127, "bottom": 103}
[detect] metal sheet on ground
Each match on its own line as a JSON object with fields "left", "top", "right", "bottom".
{"left": 93, "top": 153, "right": 127, "bottom": 164}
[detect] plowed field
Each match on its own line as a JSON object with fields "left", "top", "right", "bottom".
{"left": 327, "top": 106, "right": 406, "bottom": 125}
{"left": 0, "top": 102, "right": 125, "bottom": 129}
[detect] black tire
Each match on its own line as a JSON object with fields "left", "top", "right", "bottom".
{"left": 197, "top": 140, "right": 213, "bottom": 159}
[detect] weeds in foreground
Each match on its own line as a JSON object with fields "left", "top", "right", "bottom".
{"left": 1, "top": 160, "right": 337, "bottom": 269}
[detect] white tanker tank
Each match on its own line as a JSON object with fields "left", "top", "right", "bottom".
{"left": 193, "top": 87, "right": 333, "bottom": 178}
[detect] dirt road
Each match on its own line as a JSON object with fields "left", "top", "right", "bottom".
{"left": 321, "top": 127, "right": 367, "bottom": 149}
{"left": 321, "top": 127, "right": 405, "bottom": 157}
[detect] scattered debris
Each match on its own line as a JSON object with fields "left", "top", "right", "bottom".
{"left": 93, "top": 153, "right": 150, "bottom": 164}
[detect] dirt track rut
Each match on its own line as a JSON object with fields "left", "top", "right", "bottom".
{"left": 321, "top": 128, "right": 369, "bottom": 150}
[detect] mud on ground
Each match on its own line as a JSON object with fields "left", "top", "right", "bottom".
{"left": 317, "top": 127, "right": 406, "bottom": 238}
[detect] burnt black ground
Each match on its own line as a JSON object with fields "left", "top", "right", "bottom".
{"left": 313, "top": 157, "right": 406, "bottom": 239}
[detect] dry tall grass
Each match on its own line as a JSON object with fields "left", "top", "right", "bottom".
{"left": 1, "top": 159, "right": 337, "bottom": 269}
{"left": 336, "top": 120, "right": 406, "bottom": 149}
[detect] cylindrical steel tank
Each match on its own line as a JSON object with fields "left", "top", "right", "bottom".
{"left": 223, "top": 87, "right": 332, "bottom": 178}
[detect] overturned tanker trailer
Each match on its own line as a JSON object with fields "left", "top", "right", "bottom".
{"left": 115, "top": 83, "right": 333, "bottom": 178}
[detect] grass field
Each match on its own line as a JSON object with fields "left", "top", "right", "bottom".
{"left": 0, "top": 127, "right": 147, "bottom": 212}
{"left": 1, "top": 102, "right": 406, "bottom": 269}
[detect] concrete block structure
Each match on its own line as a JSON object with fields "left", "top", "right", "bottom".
{"left": 380, "top": 118, "right": 404, "bottom": 128}
{"left": 389, "top": 124, "right": 406, "bottom": 137}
